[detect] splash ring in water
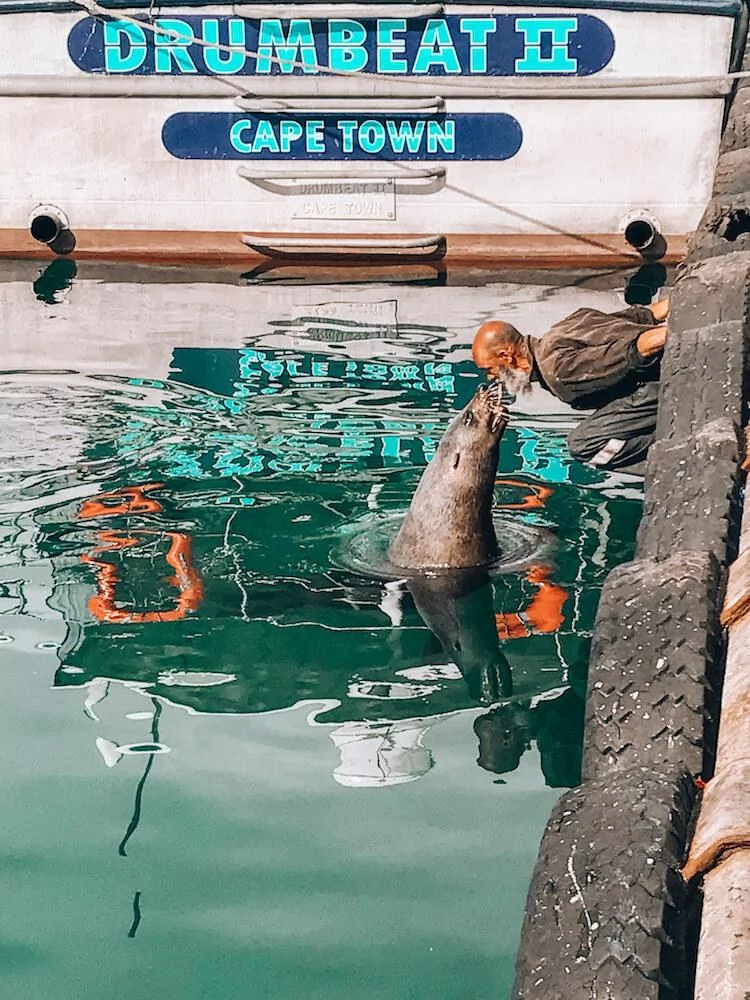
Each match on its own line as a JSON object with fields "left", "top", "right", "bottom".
{"left": 334, "top": 512, "right": 554, "bottom": 580}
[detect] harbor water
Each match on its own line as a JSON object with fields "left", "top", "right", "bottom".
{"left": 0, "top": 260, "right": 645, "bottom": 1000}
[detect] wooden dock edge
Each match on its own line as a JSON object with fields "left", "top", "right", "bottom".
{"left": 0, "top": 227, "right": 686, "bottom": 270}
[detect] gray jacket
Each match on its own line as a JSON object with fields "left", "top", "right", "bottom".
{"left": 527, "top": 305, "right": 660, "bottom": 410}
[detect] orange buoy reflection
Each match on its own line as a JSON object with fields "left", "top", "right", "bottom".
{"left": 493, "top": 478, "right": 554, "bottom": 511}
{"left": 79, "top": 483, "right": 165, "bottom": 519}
{"left": 79, "top": 485, "right": 202, "bottom": 623}
{"left": 493, "top": 479, "right": 567, "bottom": 638}
{"left": 82, "top": 530, "right": 203, "bottom": 624}
{"left": 495, "top": 564, "right": 568, "bottom": 640}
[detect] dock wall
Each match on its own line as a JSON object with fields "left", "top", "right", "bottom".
{"left": 513, "top": 35, "right": 750, "bottom": 1000}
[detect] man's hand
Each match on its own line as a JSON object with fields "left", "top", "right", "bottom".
{"left": 650, "top": 298, "right": 670, "bottom": 323}
{"left": 636, "top": 323, "right": 668, "bottom": 358}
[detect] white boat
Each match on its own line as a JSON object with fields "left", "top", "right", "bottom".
{"left": 0, "top": 0, "right": 743, "bottom": 264}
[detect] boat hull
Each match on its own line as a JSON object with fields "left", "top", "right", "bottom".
{"left": 0, "top": 3, "right": 739, "bottom": 264}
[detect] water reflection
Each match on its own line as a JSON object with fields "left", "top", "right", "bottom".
{"left": 474, "top": 688, "right": 585, "bottom": 787}
{"left": 329, "top": 718, "right": 435, "bottom": 788}
{"left": 43, "top": 457, "right": 614, "bottom": 793}
{"left": 0, "top": 262, "right": 646, "bottom": 800}
{"left": 406, "top": 571, "right": 514, "bottom": 704}
{"left": 115, "top": 698, "right": 165, "bottom": 858}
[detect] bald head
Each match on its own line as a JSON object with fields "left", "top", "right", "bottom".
{"left": 472, "top": 320, "right": 531, "bottom": 376}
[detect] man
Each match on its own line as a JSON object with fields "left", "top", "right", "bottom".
{"left": 472, "top": 299, "right": 670, "bottom": 474}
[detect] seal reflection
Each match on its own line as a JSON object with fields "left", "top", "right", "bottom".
{"left": 407, "top": 569, "right": 513, "bottom": 704}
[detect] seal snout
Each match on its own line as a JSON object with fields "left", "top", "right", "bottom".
{"left": 469, "top": 381, "right": 508, "bottom": 437}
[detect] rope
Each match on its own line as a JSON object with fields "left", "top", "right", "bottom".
{"left": 71, "top": 0, "right": 748, "bottom": 97}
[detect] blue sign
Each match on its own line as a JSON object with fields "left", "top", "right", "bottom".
{"left": 162, "top": 112, "right": 522, "bottom": 161}
{"left": 68, "top": 14, "right": 615, "bottom": 77}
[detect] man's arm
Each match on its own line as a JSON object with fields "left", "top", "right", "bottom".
{"left": 532, "top": 305, "right": 668, "bottom": 405}
{"left": 631, "top": 297, "right": 669, "bottom": 356}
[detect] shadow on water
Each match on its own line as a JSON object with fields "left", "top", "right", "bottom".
{"left": 32, "top": 258, "right": 78, "bottom": 304}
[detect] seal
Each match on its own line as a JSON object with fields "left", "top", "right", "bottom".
{"left": 388, "top": 380, "right": 507, "bottom": 572}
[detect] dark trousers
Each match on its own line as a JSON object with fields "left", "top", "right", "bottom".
{"left": 566, "top": 381, "right": 659, "bottom": 476}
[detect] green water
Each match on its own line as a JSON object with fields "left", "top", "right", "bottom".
{"left": 0, "top": 262, "right": 643, "bottom": 1000}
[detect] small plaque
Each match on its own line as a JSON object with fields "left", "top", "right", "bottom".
{"left": 288, "top": 179, "right": 395, "bottom": 221}
{"left": 304, "top": 299, "right": 398, "bottom": 326}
